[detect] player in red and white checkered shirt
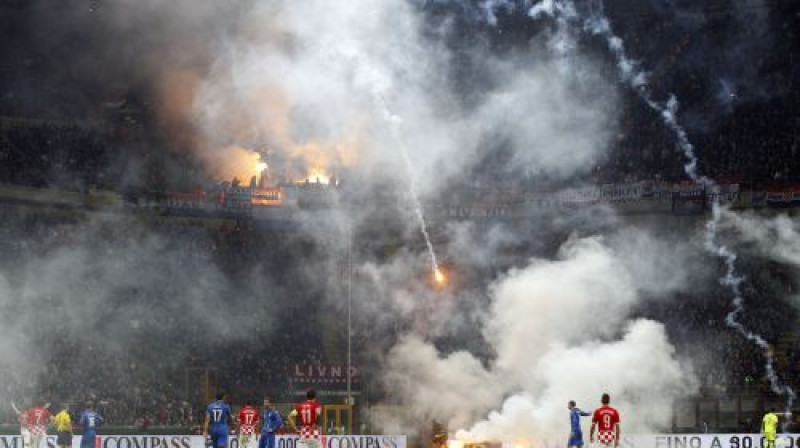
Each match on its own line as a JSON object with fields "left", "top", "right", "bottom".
{"left": 590, "top": 393, "right": 620, "bottom": 448}
{"left": 238, "top": 400, "right": 260, "bottom": 448}
{"left": 288, "top": 390, "right": 323, "bottom": 448}
{"left": 20, "top": 402, "right": 52, "bottom": 448}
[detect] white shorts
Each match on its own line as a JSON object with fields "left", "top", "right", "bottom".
{"left": 239, "top": 433, "right": 255, "bottom": 448}
{"left": 22, "top": 429, "right": 46, "bottom": 448}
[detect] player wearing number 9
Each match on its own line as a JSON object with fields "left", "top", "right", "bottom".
{"left": 590, "top": 394, "right": 620, "bottom": 448}
{"left": 204, "top": 393, "right": 233, "bottom": 448}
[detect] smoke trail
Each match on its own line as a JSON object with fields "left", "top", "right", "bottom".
{"left": 376, "top": 95, "right": 442, "bottom": 280}
{"left": 525, "top": 0, "right": 796, "bottom": 414}
{"left": 704, "top": 206, "right": 797, "bottom": 411}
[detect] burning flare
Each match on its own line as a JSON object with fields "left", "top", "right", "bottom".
{"left": 434, "top": 267, "right": 446, "bottom": 285}
{"left": 303, "top": 167, "right": 331, "bottom": 185}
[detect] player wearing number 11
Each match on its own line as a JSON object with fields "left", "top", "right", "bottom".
{"left": 289, "top": 389, "right": 323, "bottom": 448}
{"left": 204, "top": 393, "right": 233, "bottom": 448}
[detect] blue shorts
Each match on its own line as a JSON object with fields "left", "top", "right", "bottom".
{"left": 58, "top": 431, "right": 72, "bottom": 446}
{"left": 259, "top": 433, "right": 276, "bottom": 448}
{"left": 209, "top": 428, "right": 229, "bottom": 448}
{"left": 568, "top": 432, "right": 584, "bottom": 447}
{"left": 81, "top": 433, "right": 97, "bottom": 448}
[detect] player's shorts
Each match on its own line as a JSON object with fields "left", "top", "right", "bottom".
{"left": 30, "top": 431, "right": 46, "bottom": 448}
{"left": 258, "top": 433, "right": 276, "bottom": 448}
{"left": 765, "top": 432, "right": 777, "bottom": 442}
{"left": 239, "top": 433, "right": 255, "bottom": 448}
{"left": 57, "top": 431, "right": 72, "bottom": 446}
{"left": 568, "top": 432, "right": 584, "bottom": 446}
{"left": 596, "top": 431, "right": 615, "bottom": 446}
{"left": 209, "top": 428, "right": 228, "bottom": 448}
{"left": 299, "top": 427, "right": 322, "bottom": 448}
{"left": 81, "top": 433, "right": 97, "bottom": 448}
{"left": 22, "top": 428, "right": 31, "bottom": 447}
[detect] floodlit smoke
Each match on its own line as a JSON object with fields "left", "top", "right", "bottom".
{"left": 379, "top": 235, "right": 699, "bottom": 440}
{"left": 460, "top": 319, "right": 692, "bottom": 441}
{"left": 380, "top": 335, "right": 505, "bottom": 433}
{"left": 188, "top": 0, "right": 620, "bottom": 190}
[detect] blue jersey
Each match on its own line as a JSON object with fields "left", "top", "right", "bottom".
{"left": 79, "top": 410, "right": 104, "bottom": 433}
{"left": 206, "top": 401, "right": 232, "bottom": 431}
{"left": 570, "top": 408, "right": 589, "bottom": 434}
{"left": 261, "top": 409, "right": 283, "bottom": 433}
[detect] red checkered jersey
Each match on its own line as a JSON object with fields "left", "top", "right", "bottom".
{"left": 295, "top": 400, "right": 322, "bottom": 428}
{"left": 238, "top": 406, "right": 260, "bottom": 434}
{"left": 22, "top": 407, "right": 51, "bottom": 432}
{"left": 592, "top": 405, "right": 620, "bottom": 432}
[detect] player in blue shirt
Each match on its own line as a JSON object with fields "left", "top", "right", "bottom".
{"left": 79, "top": 402, "right": 104, "bottom": 448}
{"left": 258, "top": 397, "right": 283, "bottom": 448}
{"left": 568, "top": 400, "right": 590, "bottom": 448}
{"left": 204, "top": 393, "right": 232, "bottom": 448}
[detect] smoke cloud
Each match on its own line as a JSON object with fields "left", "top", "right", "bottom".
{"left": 375, "top": 234, "right": 699, "bottom": 440}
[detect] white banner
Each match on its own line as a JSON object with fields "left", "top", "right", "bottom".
{"left": 625, "top": 434, "right": 796, "bottom": 448}
{"left": 6, "top": 434, "right": 799, "bottom": 448}
{"left": 485, "top": 434, "right": 797, "bottom": 448}
{"left": 0, "top": 435, "right": 407, "bottom": 448}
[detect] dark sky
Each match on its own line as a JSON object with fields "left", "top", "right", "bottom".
{"left": 1, "top": 0, "right": 796, "bottom": 122}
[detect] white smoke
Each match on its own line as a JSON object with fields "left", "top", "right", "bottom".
{"left": 191, "top": 0, "right": 618, "bottom": 195}
{"left": 460, "top": 319, "right": 692, "bottom": 442}
{"left": 379, "top": 235, "right": 699, "bottom": 440}
{"left": 720, "top": 211, "right": 800, "bottom": 268}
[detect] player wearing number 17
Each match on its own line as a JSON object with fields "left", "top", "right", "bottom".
{"left": 238, "top": 400, "right": 260, "bottom": 448}
{"left": 204, "top": 393, "right": 233, "bottom": 448}
{"left": 590, "top": 394, "right": 620, "bottom": 448}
